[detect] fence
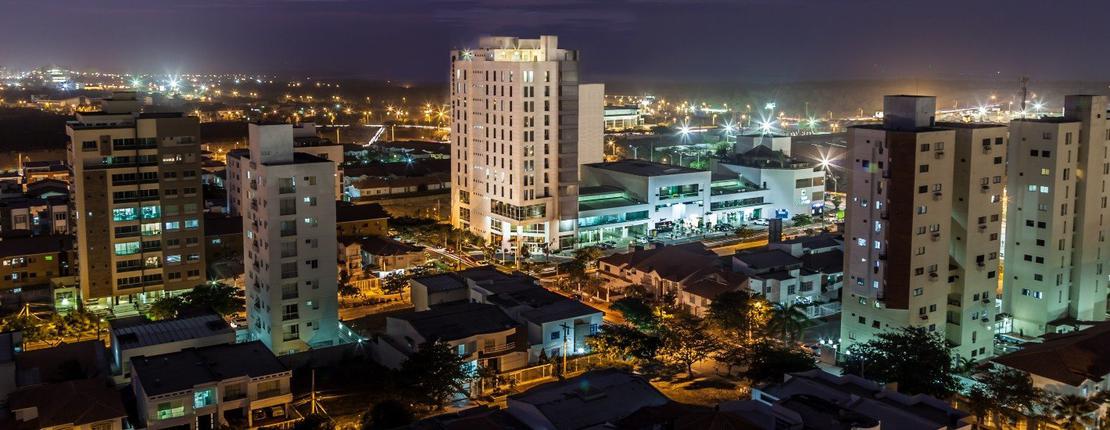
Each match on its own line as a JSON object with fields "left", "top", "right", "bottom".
{"left": 476, "top": 354, "right": 602, "bottom": 395}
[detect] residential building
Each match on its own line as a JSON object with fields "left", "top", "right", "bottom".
{"left": 373, "top": 302, "right": 528, "bottom": 374}
{"left": 1003, "top": 95, "right": 1109, "bottom": 337}
{"left": 407, "top": 266, "right": 603, "bottom": 363}
{"left": 713, "top": 145, "right": 827, "bottom": 219}
{"left": 337, "top": 235, "right": 426, "bottom": 280}
{"left": 0, "top": 196, "right": 69, "bottom": 235}
{"left": 6, "top": 378, "right": 127, "bottom": 430}
{"left": 236, "top": 123, "right": 339, "bottom": 355}
{"left": 938, "top": 122, "right": 1008, "bottom": 361}
{"left": 203, "top": 214, "right": 244, "bottom": 281}
{"left": 0, "top": 235, "right": 72, "bottom": 293}
{"left": 992, "top": 322, "right": 1110, "bottom": 399}
{"left": 291, "top": 122, "right": 344, "bottom": 200}
{"left": 506, "top": 369, "right": 671, "bottom": 430}
{"left": 130, "top": 341, "right": 296, "bottom": 430}
{"left": 841, "top": 96, "right": 958, "bottom": 353}
{"left": 597, "top": 242, "right": 748, "bottom": 316}
{"left": 66, "top": 95, "right": 206, "bottom": 309}
{"left": 578, "top": 159, "right": 772, "bottom": 244}
{"left": 721, "top": 369, "right": 971, "bottom": 429}
{"left": 108, "top": 312, "right": 235, "bottom": 384}
{"left": 449, "top": 35, "right": 604, "bottom": 252}
{"left": 732, "top": 234, "right": 843, "bottom": 315}
{"left": 335, "top": 202, "right": 389, "bottom": 237}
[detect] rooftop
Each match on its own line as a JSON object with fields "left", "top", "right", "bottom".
{"left": 347, "top": 235, "right": 424, "bottom": 256}
{"left": 1010, "top": 116, "right": 1080, "bottom": 124}
{"left": 411, "top": 273, "right": 467, "bottom": 293}
{"left": 391, "top": 302, "right": 518, "bottom": 342}
{"left": 734, "top": 249, "right": 802, "bottom": 270}
{"left": 600, "top": 243, "right": 722, "bottom": 284}
{"left": 7, "top": 378, "right": 126, "bottom": 430}
{"left": 508, "top": 369, "right": 670, "bottom": 430}
{"left": 335, "top": 202, "right": 390, "bottom": 223}
{"left": 936, "top": 121, "right": 1008, "bottom": 129}
{"left": 993, "top": 322, "right": 1110, "bottom": 386}
{"left": 0, "top": 235, "right": 70, "bottom": 258}
{"left": 585, "top": 159, "right": 703, "bottom": 177}
{"left": 130, "top": 341, "right": 287, "bottom": 396}
{"left": 109, "top": 312, "right": 233, "bottom": 351}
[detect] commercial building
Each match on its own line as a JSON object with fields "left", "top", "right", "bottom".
{"left": 449, "top": 35, "right": 604, "bottom": 252}
{"left": 130, "top": 341, "right": 296, "bottom": 430}
{"left": 603, "top": 105, "right": 642, "bottom": 131}
{"left": 1003, "top": 95, "right": 1110, "bottom": 337}
{"left": 840, "top": 96, "right": 958, "bottom": 354}
{"left": 938, "top": 122, "right": 1008, "bottom": 360}
{"left": 713, "top": 145, "right": 826, "bottom": 219}
{"left": 66, "top": 94, "right": 206, "bottom": 309}
{"left": 234, "top": 123, "right": 340, "bottom": 355}
{"left": 578, "top": 159, "right": 772, "bottom": 244}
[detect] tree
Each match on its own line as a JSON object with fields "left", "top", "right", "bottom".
{"left": 791, "top": 214, "right": 814, "bottom": 227}
{"left": 361, "top": 399, "right": 415, "bottom": 430}
{"left": 566, "top": 246, "right": 603, "bottom": 292}
{"left": 706, "top": 291, "right": 768, "bottom": 343}
{"left": 148, "top": 283, "right": 243, "bottom": 320}
{"left": 842, "top": 327, "right": 958, "bottom": 398}
{"left": 611, "top": 297, "right": 659, "bottom": 332}
{"left": 734, "top": 225, "right": 756, "bottom": 241}
{"left": 148, "top": 295, "right": 187, "bottom": 320}
{"left": 974, "top": 367, "right": 1043, "bottom": 427}
{"left": 658, "top": 313, "right": 718, "bottom": 377}
{"left": 830, "top": 195, "right": 843, "bottom": 212}
{"left": 382, "top": 273, "right": 408, "bottom": 300}
{"left": 1049, "top": 394, "right": 1097, "bottom": 430}
{"left": 586, "top": 324, "right": 660, "bottom": 363}
{"left": 398, "top": 341, "right": 471, "bottom": 409}
{"left": 742, "top": 341, "right": 816, "bottom": 384}
{"left": 765, "top": 303, "right": 810, "bottom": 343}
{"left": 965, "top": 386, "right": 994, "bottom": 428}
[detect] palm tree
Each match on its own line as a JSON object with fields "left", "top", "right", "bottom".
{"left": 1050, "top": 394, "right": 1097, "bottom": 430}
{"left": 765, "top": 303, "right": 809, "bottom": 343}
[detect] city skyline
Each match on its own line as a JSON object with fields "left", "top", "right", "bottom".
{"left": 2, "top": 0, "right": 1110, "bottom": 83}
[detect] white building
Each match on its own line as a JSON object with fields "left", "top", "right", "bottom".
{"left": 236, "top": 123, "right": 340, "bottom": 355}
{"left": 733, "top": 133, "right": 792, "bottom": 156}
{"left": 1003, "top": 95, "right": 1110, "bottom": 337}
{"left": 450, "top": 35, "right": 604, "bottom": 252}
{"left": 713, "top": 145, "right": 826, "bottom": 220}
{"left": 603, "top": 105, "right": 642, "bottom": 131}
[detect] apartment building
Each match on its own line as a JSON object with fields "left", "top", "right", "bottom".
{"left": 449, "top": 35, "right": 604, "bottom": 252}
{"left": 66, "top": 94, "right": 206, "bottom": 309}
{"left": 841, "top": 96, "right": 958, "bottom": 352}
{"left": 235, "top": 123, "right": 339, "bottom": 355}
{"left": 939, "top": 122, "right": 1007, "bottom": 360}
{"left": 1004, "top": 95, "right": 1110, "bottom": 337}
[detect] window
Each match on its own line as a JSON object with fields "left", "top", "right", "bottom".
{"left": 156, "top": 401, "right": 185, "bottom": 420}
{"left": 112, "top": 208, "right": 138, "bottom": 221}
{"left": 184, "top": 219, "right": 199, "bottom": 229}
{"left": 304, "top": 176, "right": 317, "bottom": 185}
{"left": 283, "top": 304, "right": 299, "bottom": 321}
{"left": 278, "top": 177, "right": 296, "bottom": 194}
{"left": 164, "top": 221, "right": 180, "bottom": 230}
{"left": 303, "top": 196, "right": 317, "bottom": 206}
{"left": 141, "top": 205, "right": 161, "bottom": 219}
{"left": 166, "top": 255, "right": 182, "bottom": 264}
{"left": 193, "top": 387, "right": 216, "bottom": 409}
{"left": 550, "top": 331, "right": 561, "bottom": 340}
{"left": 283, "top": 323, "right": 300, "bottom": 341}
{"left": 114, "top": 242, "right": 140, "bottom": 256}
{"left": 919, "top": 164, "right": 929, "bottom": 173}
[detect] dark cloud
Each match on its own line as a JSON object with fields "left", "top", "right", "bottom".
{"left": 0, "top": 0, "right": 1107, "bottom": 83}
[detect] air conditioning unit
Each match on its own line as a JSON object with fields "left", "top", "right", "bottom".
{"left": 978, "top": 224, "right": 988, "bottom": 231}
{"left": 934, "top": 150, "right": 945, "bottom": 159}
{"left": 931, "top": 232, "right": 941, "bottom": 240}
{"left": 981, "top": 184, "right": 990, "bottom": 192}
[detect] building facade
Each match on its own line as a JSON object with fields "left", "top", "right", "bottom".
{"left": 841, "top": 96, "right": 958, "bottom": 353}
{"left": 236, "top": 123, "right": 339, "bottom": 355}
{"left": 449, "top": 35, "right": 603, "bottom": 252}
{"left": 67, "top": 98, "right": 206, "bottom": 309}
{"left": 1003, "top": 95, "right": 1110, "bottom": 337}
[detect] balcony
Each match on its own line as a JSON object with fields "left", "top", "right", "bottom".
{"left": 257, "top": 388, "right": 285, "bottom": 400}
{"left": 480, "top": 342, "right": 516, "bottom": 355}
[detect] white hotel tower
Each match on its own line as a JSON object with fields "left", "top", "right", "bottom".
{"left": 450, "top": 35, "right": 604, "bottom": 252}
{"left": 237, "top": 123, "right": 340, "bottom": 355}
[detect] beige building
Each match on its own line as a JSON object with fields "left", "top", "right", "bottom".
{"left": 939, "top": 122, "right": 1007, "bottom": 361}
{"left": 1003, "top": 95, "right": 1110, "bottom": 337}
{"left": 841, "top": 96, "right": 959, "bottom": 353}
{"left": 67, "top": 94, "right": 206, "bottom": 309}
{"left": 449, "top": 35, "right": 604, "bottom": 252}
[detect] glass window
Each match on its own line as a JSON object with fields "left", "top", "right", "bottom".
{"left": 141, "top": 222, "right": 161, "bottom": 236}
{"left": 141, "top": 205, "right": 161, "bottom": 219}
{"left": 112, "top": 208, "right": 138, "bottom": 222}
{"left": 193, "top": 387, "right": 216, "bottom": 409}
{"left": 165, "top": 221, "right": 180, "bottom": 230}
{"left": 184, "top": 219, "right": 199, "bottom": 229}
{"left": 114, "top": 242, "right": 140, "bottom": 256}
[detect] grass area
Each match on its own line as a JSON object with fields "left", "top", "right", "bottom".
{"left": 651, "top": 373, "right": 750, "bottom": 406}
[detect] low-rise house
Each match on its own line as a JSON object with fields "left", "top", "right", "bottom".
{"left": 339, "top": 235, "right": 426, "bottom": 278}
{"left": 335, "top": 202, "right": 389, "bottom": 237}
{"left": 407, "top": 266, "right": 604, "bottom": 364}
{"left": 108, "top": 312, "right": 236, "bottom": 384}
{"left": 722, "top": 369, "right": 971, "bottom": 429}
{"left": 506, "top": 369, "right": 671, "bottom": 430}
{"left": 598, "top": 242, "right": 748, "bottom": 315}
{"left": 732, "top": 233, "right": 844, "bottom": 317}
{"left": 0, "top": 196, "right": 69, "bottom": 236}
{"left": 993, "top": 322, "right": 1110, "bottom": 399}
{"left": 6, "top": 378, "right": 127, "bottom": 430}
{"left": 0, "top": 235, "right": 72, "bottom": 294}
{"left": 130, "top": 341, "right": 296, "bottom": 430}
{"left": 374, "top": 302, "right": 527, "bottom": 374}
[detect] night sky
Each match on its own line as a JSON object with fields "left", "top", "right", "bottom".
{"left": 2, "top": 0, "right": 1108, "bottom": 83}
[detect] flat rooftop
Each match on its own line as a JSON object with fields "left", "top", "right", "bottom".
{"left": 585, "top": 159, "right": 703, "bottom": 177}
{"left": 130, "top": 341, "right": 287, "bottom": 396}
{"left": 110, "top": 312, "right": 233, "bottom": 351}
{"left": 1010, "top": 116, "right": 1080, "bottom": 124}
{"left": 936, "top": 121, "right": 1008, "bottom": 129}
{"left": 391, "top": 302, "right": 518, "bottom": 342}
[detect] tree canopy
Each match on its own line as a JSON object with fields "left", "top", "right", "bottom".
{"left": 149, "top": 283, "right": 244, "bottom": 320}
{"left": 397, "top": 341, "right": 472, "bottom": 408}
{"left": 841, "top": 327, "right": 958, "bottom": 398}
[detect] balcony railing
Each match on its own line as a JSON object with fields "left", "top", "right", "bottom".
{"left": 482, "top": 342, "right": 516, "bottom": 354}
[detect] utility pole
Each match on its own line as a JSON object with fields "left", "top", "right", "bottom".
{"left": 560, "top": 322, "right": 571, "bottom": 372}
